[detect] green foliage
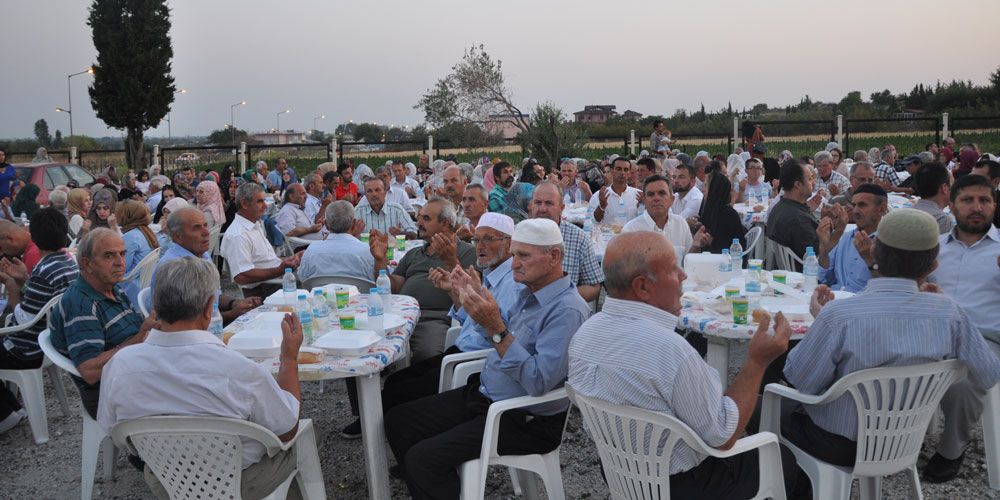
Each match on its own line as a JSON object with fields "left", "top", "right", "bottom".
{"left": 33, "top": 119, "right": 51, "bottom": 147}
{"left": 206, "top": 128, "right": 251, "bottom": 146}
{"left": 516, "top": 103, "right": 588, "bottom": 168}
{"left": 53, "top": 130, "right": 63, "bottom": 148}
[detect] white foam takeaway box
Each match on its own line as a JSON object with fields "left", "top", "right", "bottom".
{"left": 683, "top": 252, "right": 731, "bottom": 289}
{"left": 264, "top": 284, "right": 360, "bottom": 306}
{"left": 313, "top": 330, "right": 381, "bottom": 356}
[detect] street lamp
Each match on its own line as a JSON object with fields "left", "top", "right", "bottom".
{"left": 166, "top": 88, "right": 187, "bottom": 140}
{"left": 230, "top": 100, "right": 246, "bottom": 145}
{"left": 276, "top": 109, "right": 290, "bottom": 132}
{"left": 313, "top": 114, "right": 325, "bottom": 132}
{"left": 66, "top": 67, "right": 94, "bottom": 146}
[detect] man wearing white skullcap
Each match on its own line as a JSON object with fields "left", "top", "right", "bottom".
{"left": 779, "top": 208, "right": 1000, "bottom": 470}
{"left": 386, "top": 217, "right": 591, "bottom": 499}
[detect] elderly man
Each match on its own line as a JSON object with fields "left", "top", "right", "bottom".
{"left": 151, "top": 207, "right": 260, "bottom": 323}
{"left": 456, "top": 183, "right": 488, "bottom": 241}
{"left": 98, "top": 257, "right": 305, "bottom": 499}
{"left": 220, "top": 182, "right": 301, "bottom": 297}
{"left": 559, "top": 158, "right": 592, "bottom": 203}
{"left": 267, "top": 157, "right": 298, "bottom": 187}
{"left": 253, "top": 161, "right": 271, "bottom": 189}
{"left": 623, "top": 175, "right": 711, "bottom": 255}
{"left": 334, "top": 162, "right": 359, "bottom": 203}
{"left": 358, "top": 166, "right": 415, "bottom": 216}
{"left": 275, "top": 183, "right": 324, "bottom": 241}
{"left": 766, "top": 160, "right": 819, "bottom": 260}
{"left": 487, "top": 162, "right": 514, "bottom": 213}
{"left": 145, "top": 179, "right": 164, "bottom": 215}
{"left": 816, "top": 184, "right": 886, "bottom": 292}
{"left": 303, "top": 173, "right": 332, "bottom": 224}
{"left": 893, "top": 155, "right": 922, "bottom": 194}
{"left": 49, "top": 228, "right": 159, "bottom": 419}
{"left": 355, "top": 176, "right": 416, "bottom": 238}
{"left": 529, "top": 181, "right": 604, "bottom": 302}
{"left": 372, "top": 197, "right": 476, "bottom": 361}
{"left": 298, "top": 201, "right": 374, "bottom": 285}
{"left": 782, "top": 208, "right": 1000, "bottom": 470}
{"left": 436, "top": 165, "right": 467, "bottom": 222}
{"left": 0, "top": 219, "right": 41, "bottom": 273}
{"left": 923, "top": 174, "right": 1000, "bottom": 482}
{"left": 591, "top": 157, "right": 642, "bottom": 225}
{"left": 340, "top": 213, "right": 520, "bottom": 439}
{"left": 0, "top": 209, "right": 79, "bottom": 433}
{"left": 386, "top": 218, "right": 590, "bottom": 499}
{"left": 912, "top": 163, "right": 954, "bottom": 234}
{"left": 873, "top": 147, "right": 903, "bottom": 190}
{"left": 569, "top": 231, "right": 806, "bottom": 498}
{"left": 813, "top": 150, "right": 851, "bottom": 198}
{"left": 391, "top": 160, "right": 421, "bottom": 199}
{"left": 671, "top": 164, "right": 704, "bottom": 220}
{"left": 830, "top": 161, "right": 876, "bottom": 207}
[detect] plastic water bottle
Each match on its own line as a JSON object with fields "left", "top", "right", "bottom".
{"left": 729, "top": 238, "right": 743, "bottom": 272}
{"left": 615, "top": 197, "right": 628, "bottom": 225}
{"left": 311, "top": 289, "right": 330, "bottom": 334}
{"left": 19, "top": 211, "right": 28, "bottom": 226}
{"left": 803, "top": 247, "right": 819, "bottom": 292}
{"left": 367, "top": 288, "right": 384, "bottom": 335}
{"left": 583, "top": 206, "right": 595, "bottom": 239}
{"left": 376, "top": 269, "right": 392, "bottom": 312}
{"left": 719, "top": 249, "right": 732, "bottom": 272}
{"left": 564, "top": 192, "right": 573, "bottom": 207}
{"left": 297, "top": 293, "right": 314, "bottom": 344}
{"left": 208, "top": 297, "right": 224, "bottom": 340}
{"left": 282, "top": 268, "right": 297, "bottom": 306}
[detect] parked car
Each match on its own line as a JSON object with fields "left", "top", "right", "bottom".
{"left": 12, "top": 162, "right": 96, "bottom": 205}
{"left": 174, "top": 152, "right": 200, "bottom": 166}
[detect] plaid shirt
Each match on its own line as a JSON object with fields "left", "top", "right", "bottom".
{"left": 50, "top": 276, "right": 144, "bottom": 390}
{"left": 559, "top": 220, "right": 604, "bottom": 287}
{"left": 874, "top": 162, "right": 901, "bottom": 186}
{"left": 355, "top": 201, "right": 416, "bottom": 234}
{"left": 814, "top": 171, "right": 852, "bottom": 198}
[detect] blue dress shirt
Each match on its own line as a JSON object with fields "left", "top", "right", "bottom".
{"left": 819, "top": 228, "right": 874, "bottom": 292}
{"left": 450, "top": 258, "right": 524, "bottom": 352}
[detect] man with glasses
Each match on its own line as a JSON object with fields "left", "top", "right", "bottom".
{"left": 736, "top": 158, "right": 772, "bottom": 202}
{"left": 830, "top": 161, "right": 876, "bottom": 208}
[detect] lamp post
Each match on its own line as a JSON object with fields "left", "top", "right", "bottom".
{"left": 276, "top": 109, "right": 290, "bottom": 132}
{"left": 230, "top": 100, "right": 246, "bottom": 146}
{"left": 66, "top": 67, "right": 94, "bottom": 146}
{"left": 166, "top": 88, "right": 187, "bottom": 139}
{"left": 313, "top": 114, "right": 325, "bottom": 132}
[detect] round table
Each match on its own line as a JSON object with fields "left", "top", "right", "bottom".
{"left": 226, "top": 294, "right": 420, "bottom": 500}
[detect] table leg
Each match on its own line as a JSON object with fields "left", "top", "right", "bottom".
{"left": 357, "top": 373, "right": 391, "bottom": 500}
{"left": 706, "top": 339, "right": 731, "bottom": 384}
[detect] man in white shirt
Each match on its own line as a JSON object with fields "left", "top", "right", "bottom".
{"left": 623, "top": 174, "right": 710, "bottom": 254}
{"left": 98, "top": 257, "right": 305, "bottom": 499}
{"left": 390, "top": 160, "right": 421, "bottom": 199}
{"left": 671, "top": 164, "right": 704, "bottom": 220}
{"left": 220, "top": 182, "right": 301, "bottom": 297}
{"left": 275, "top": 183, "right": 324, "bottom": 242}
{"left": 590, "top": 157, "right": 642, "bottom": 226}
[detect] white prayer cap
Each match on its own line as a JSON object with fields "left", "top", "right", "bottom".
{"left": 695, "top": 150, "right": 710, "bottom": 158}
{"left": 476, "top": 213, "right": 515, "bottom": 236}
{"left": 512, "top": 218, "right": 562, "bottom": 246}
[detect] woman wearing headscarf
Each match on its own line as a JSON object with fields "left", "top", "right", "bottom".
{"left": 87, "top": 188, "right": 119, "bottom": 233}
{"left": 11, "top": 184, "right": 41, "bottom": 220}
{"left": 153, "top": 185, "right": 178, "bottom": 223}
{"left": 955, "top": 147, "right": 981, "bottom": 178}
{"left": 157, "top": 197, "right": 190, "bottom": 250}
{"left": 698, "top": 173, "right": 747, "bottom": 254}
{"left": 205, "top": 170, "right": 220, "bottom": 184}
{"left": 67, "top": 188, "right": 93, "bottom": 238}
{"left": 501, "top": 182, "right": 535, "bottom": 224}
{"left": 195, "top": 180, "right": 226, "bottom": 228}
{"left": 353, "top": 163, "right": 375, "bottom": 187}
{"left": 116, "top": 200, "right": 159, "bottom": 304}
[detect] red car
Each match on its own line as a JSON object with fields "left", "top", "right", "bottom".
{"left": 12, "top": 162, "right": 96, "bottom": 205}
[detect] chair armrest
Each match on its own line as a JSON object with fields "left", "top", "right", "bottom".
{"left": 450, "top": 359, "right": 486, "bottom": 393}
{"left": 438, "top": 349, "right": 491, "bottom": 392}
{"left": 278, "top": 418, "right": 313, "bottom": 453}
{"left": 704, "top": 431, "right": 780, "bottom": 459}
{"left": 760, "top": 382, "right": 845, "bottom": 439}
{"left": 480, "top": 387, "right": 569, "bottom": 462}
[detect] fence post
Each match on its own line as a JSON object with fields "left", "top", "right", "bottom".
{"left": 732, "top": 117, "right": 740, "bottom": 151}
{"left": 329, "top": 138, "right": 338, "bottom": 164}
{"left": 152, "top": 145, "right": 160, "bottom": 167}
{"left": 941, "top": 112, "right": 949, "bottom": 140}
{"left": 428, "top": 135, "right": 435, "bottom": 165}
{"left": 843, "top": 120, "right": 850, "bottom": 153}
{"left": 836, "top": 115, "right": 844, "bottom": 147}
{"left": 629, "top": 130, "right": 636, "bottom": 156}
{"left": 70, "top": 146, "right": 78, "bottom": 165}
{"left": 238, "top": 142, "right": 247, "bottom": 175}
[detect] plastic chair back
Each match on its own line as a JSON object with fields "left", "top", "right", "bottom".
{"left": 744, "top": 226, "right": 763, "bottom": 259}
{"left": 765, "top": 238, "right": 802, "bottom": 271}
{"left": 38, "top": 329, "right": 81, "bottom": 377}
{"left": 123, "top": 247, "right": 162, "bottom": 289}
{"left": 138, "top": 287, "right": 152, "bottom": 317}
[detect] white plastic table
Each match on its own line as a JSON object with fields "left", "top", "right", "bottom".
{"left": 226, "top": 294, "right": 420, "bottom": 500}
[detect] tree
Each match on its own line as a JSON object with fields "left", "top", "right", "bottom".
{"left": 838, "top": 91, "right": 863, "bottom": 113}
{"left": 34, "top": 119, "right": 52, "bottom": 147}
{"left": 352, "top": 123, "right": 383, "bottom": 142}
{"left": 207, "top": 128, "right": 251, "bottom": 145}
{"left": 414, "top": 45, "right": 531, "bottom": 136}
{"left": 53, "top": 130, "right": 63, "bottom": 148}
{"left": 87, "top": 0, "right": 175, "bottom": 170}
{"left": 517, "top": 103, "right": 587, "bottom": 170}
{"left": 308, "top": 130, "right": 329, "bottom": 143}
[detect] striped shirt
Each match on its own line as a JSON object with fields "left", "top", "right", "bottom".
{"left": 50, "top": 276, "right": 145, "bottom": 390}
{"left": 3, "top": 252, "right": 79, "bottom": 360}
{"left": 559, "top": 220, "right": 604, "bottom": 287}
{"left": 569, "top": 298, "right": 739, "bottom": 474}
{"left": 355, "top": 201, "right": 416, "bottom": 235}
{"left": 784, "top": 278, "right": 1000, "bottom": 440}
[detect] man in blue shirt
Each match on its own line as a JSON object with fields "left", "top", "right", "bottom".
{"left": 0, "top": 147, "right": 15, "bottom": 200}
{"left": 816, "top": 184, "right": 888, "bottom": 292}
{"left": 266, "top": 157, "right": 297, "bottom": 188}
{"left": 297, "top": 200, "right": 373, "bottom": 285}
{"left": 386, "top": 218, "right": 590, "bottom": 499}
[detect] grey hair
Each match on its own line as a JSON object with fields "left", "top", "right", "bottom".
{"left": 325, "top": 200, "right": 355, "bottom": 233}
{"left": 880, "top": 148, "right": 894, "bottom": 162}
{"left": 853, "top": 150, "right": 868, "bottom": 162}
{"left": 149, "top": 179, "right": 164, "bottom": 191}
{"left": 918, "top": 151, "right": 935, "bottom": 164}
{"left": 166, "top": 206, "right": 203, "bottom": 239}
{"left": 814, "top": 151, "right": 833, "bottom": 164}
{"left": 535, "top": 179, "right": 564, "bottom": 198}
{"left": 560, "top": 158, "right": 577, "bottom": 168}
{"left": 304, "top": 173, "right": 321, "bottom": 190}
{"left": 236, "top": 181, "right": 264, "bottom": 207}
{"left": 425, "top": 196, "right": 457, "bottom": 228}
{"left": 465, "top": 183, "right": 488, "bottom": 201}
{"left": 375, "top": 165, "right": 391, "bottom": 177}
{"left": 48, "top": 190, "right": 68, "bottom": 209}
{"left": 363, "top": 175, "right": 388, "bottom": 191}
{"left": 282, "top": 183, "right": 303, "bottom": 204}
{"left": 255, "top": 160, "right": 267, "bottom": 169}
{"left": 603, "top": 245, "right": 657, "bottom": 296}
{"left": 457, "top": 163, "right": 474, "bottom": 182}
{"left": 77, "top": 227, "right": 120, "bottom": 261}
{"left": 849, "top": 161, "right": 873, "bottom": 177}
{"left": 153, "top": 257, "right": 220, "bottom": 324}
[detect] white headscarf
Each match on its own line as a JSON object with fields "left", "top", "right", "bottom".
{"left": 353, "top": 163, "right": 374, "bottom": 185}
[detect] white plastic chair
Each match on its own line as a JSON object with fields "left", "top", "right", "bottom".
{"left": 137, "top": 287, "right": 152, "bottom": 317}
{"left": 0, "top": 295, "right": 70, "bottom": 444}
{"left": 979, "top": 383, "right": 1000, "bottom": 490}
{"left": 111, "top": 416, "right": 326, "bottom": 500}
{"left": 38, "top": 329, "right": 116, "bottom": 500}
{"left": 208, "top": 224, "right": 222, "bottom": 259}
{"left": 122, "top": 247, "right": 162, "bottom": 290}
{"left": 222, "top": 257, "right": 283, "bottom": 299}
{"left": 764, "top": 238, "right": 803, "bottom": 271}
{"left": 567, "top": 383, "right": 787, "bottom": 500}
{"left": 443, "top": 326, "right": 462, "bottom": 351}
{"left": 761, "top": 359, "right": 967, "bottom": 500}
{"left": 744, "top": 226, "right": 763, "bottom": 260}
{"left": 285, "top": 235, "right": 315, "bottom": 249}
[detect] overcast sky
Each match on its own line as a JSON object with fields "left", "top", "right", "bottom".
{"left": 4, "top": 0, "right": 999, "bottom": 140}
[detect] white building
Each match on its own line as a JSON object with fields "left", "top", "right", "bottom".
{"left": 252, "top": 130, "right": 309, "bottom": 145}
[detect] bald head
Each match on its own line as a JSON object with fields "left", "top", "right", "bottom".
{"left": 603, "top": 231, "right": 686, "bottom": 315}
{"left": 0, "top": 218, "right": 30, "bottom": 257}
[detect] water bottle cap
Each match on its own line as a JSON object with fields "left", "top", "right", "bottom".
{"left": 379, "top": 269, "right": 387, "bottom": 276}
{"left": 370, "top": 288, "right": 379, "bottom": 294}
{"left": 313, "top": 289, "right": 323, "bottom": 295}
{"left": 722, "top": 249, "right": 729, "bottom": 254}
{"left": 284, "top": 268, "right": 292, "bottom": 273}
{"left": 297, "top": 293, "right": 307, "bottom": 300}
{"left": 732, "top": 238, "right": 739, "bottom": 244}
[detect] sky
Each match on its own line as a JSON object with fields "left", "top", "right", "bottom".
{"left": 3, "top": 0, "right": 1000, "bottom": 140}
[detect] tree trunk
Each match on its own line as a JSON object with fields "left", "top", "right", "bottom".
{"left": 125, "top": 127, "right": 145, "bottom": 170}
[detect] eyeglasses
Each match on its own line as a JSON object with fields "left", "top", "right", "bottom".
{"left": 852, "top": 177, "right": 876, "bottom": 184}
{"left": 471, "top": 235, "right": 510, "bottom": 245}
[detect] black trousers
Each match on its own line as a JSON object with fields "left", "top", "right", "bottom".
{"left": 783, "top": 406, "right": 857, "bottom": 467}
{"left": 0, "top": 347, "right": 42, "bottom": 419}
{"left": 347, "top": 345, "right": 462, "bottom": 416}
{"left": 669, "top": 445, "right": 806, "bottom": 499}
{"left": 386, "top": 380, "right": 566, "bottom": 500}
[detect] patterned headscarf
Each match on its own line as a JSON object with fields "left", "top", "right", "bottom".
{"left": 501, "top": 182, "right": 535, "bottom": 224}
{"left": 196, "top": 180, "right": 225, "bottom": 227}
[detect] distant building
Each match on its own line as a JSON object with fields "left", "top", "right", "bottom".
{"left": 622, "top": 110, "right": 643, "bottom": 121}
{"left": 484, "top": 113, "right": 529, "bottom": 140}
{"left": 251, "top": 130, "right": 309, "bottom": 145}
{"left": 573, "top": 105, "right": 618, "bottom": 124}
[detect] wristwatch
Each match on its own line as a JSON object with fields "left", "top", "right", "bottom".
{"left": 491, "top": 329, "right": 510, "bottom": 345}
